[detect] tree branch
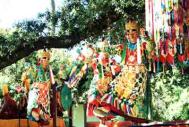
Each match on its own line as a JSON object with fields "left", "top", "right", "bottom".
{"left": 0, "top": 8, "right": 122, "bottom": 70}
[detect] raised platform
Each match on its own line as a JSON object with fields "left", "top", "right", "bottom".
{"left": 86, "top": 120, "right": 189, "bottom": 127}
{"left": 0, "top": 118, "right": 65, "bottom": 127}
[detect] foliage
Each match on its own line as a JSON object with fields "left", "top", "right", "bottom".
{"left": 59, "top": 0, "right": 145, "bottom": 42}
{"left": 150, "top": 68, "right": 189, "bottom": 121}
{"left": 0, "top": 31, "right": 22, "bottom": 57}
{"left": 0, "top": 19, "right": 47, "bottom": 57}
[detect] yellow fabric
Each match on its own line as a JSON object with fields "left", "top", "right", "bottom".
{"left": 131, "top": 105, "right": 138, "bottom": 117}
{"left": 2, "top": 84, "right": 9, "bottom": 96}
{"left": 21, "top": 67, "right": 35, "bottom": 92}
{"left": 97, "top": 76, "right": 112, "bottom": 95}
{"left": 24, "top": 79, "right": 31, "bottom": 92}
{"left": 114, "top": 65, "right": 147, "bottom": 100}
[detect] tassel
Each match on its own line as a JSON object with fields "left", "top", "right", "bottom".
{"left": 123, "top": 102, "right": 127, "bottom": 114}
{"left": 148, "top": 60, "right": 151, "bottom": 71}
{"left": 121, "top": 39, "right": 127, "bottom": 64}
{"left": 137, "top": 38, "right": 142, "bottom": 64}
{"left": 127, "top": 105, "right": 131, "bottom": 115}
{"left": 153, "top": 61, "right": 156, "bottom": 73}
{"left": 101, "top": 93, "right": 109, "bottom": 102}
{"left": 116, "top": 98, "right": 120, "bottom": 110}
{"left": 180, "top": 43, "right": 183, "bottom": 54}
{"left": 114, "top": 97, "right": 117, "bottom": 108}
{"left": 88, "top": 94, "right": 96, "bottom": 103}
{"left": 106, "top": 94, "right": 112, "bottom": 104}
{"left": 121, "top": 102, "right": 124, "bottom": 113}
{"left": 117, "top": 98, "right": 121, "bottom": 110}
{"left": 111, "top": 95, "right": 115, "bottom": 105}
{"left": 157, "top": 60, "right": 160, "bottom": 72}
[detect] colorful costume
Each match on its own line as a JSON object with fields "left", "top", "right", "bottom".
{"left": 22, "top": 51, "right": 52, "bottom": 124}
{"left": 87, "top": 48, "right": 119, "bottom": 116}
{"left": 87, "top": 20, "right": 153, "bottom": 120}
{"left": 26, "top": 65, "right": 51, "bottom": 122}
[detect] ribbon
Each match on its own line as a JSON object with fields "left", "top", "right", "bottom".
{"left": 49, "top": 66, "right": 55, "bottom": 85}
{"left": 121, "top": 39, "right": 128, "bottom": 64}
{"left": 137, "top": 38, "right": 142, "bottom": 64}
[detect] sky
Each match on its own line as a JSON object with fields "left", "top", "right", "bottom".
{"left": 0, "top": 0, "right": 63, "bottom": 29}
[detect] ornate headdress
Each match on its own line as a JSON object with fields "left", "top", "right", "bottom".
{"left": 41, "top": 50, "right": 51, "bottom": 59}
{"left": 125, "top": 20, "right": 139, "bottom": 33}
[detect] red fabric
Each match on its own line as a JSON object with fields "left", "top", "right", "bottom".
{"left": 166, "top": 53, "right": 174, "bottom": 65}
{"left": 111, "top": 121, "right": 133, "bottom": 127}
{"left": 32, "top": 108, "right": 40, "bottom": 114}
{"left": 95, "top": 52, "right": 99, "bottom": 58}
{"left": 159, "top": 40, "right": 168, "bottom": 53}
{"left": 177, "top": 5, "right": 184, "bottom": 26}
{"left": 86, "top": 121, "right": 133, "bottom": 127}
{"left": 187, "top": 49, "right": 189, "bottom": 59}
{"left": 125, "top": 48, "right": 138, "bottom": 65}
{"left": 153, "top": 55, "right": 159, "bottom": 62}
{"left": 178, "top": 54, "right": 186, "bottom": 62}
{"left": 171, "top": 27, "right": 176, "bottom": 40}
{"left": 123, "top": 103, "right": 127, "bottom": 114}
{"left": 33, "top": 82, "right": 50, "bottom": 114}
{"left": 87, "top": 96, "right": 101, "bottom": 117}
{"left": 100, "top": 102, "right": 125, "bottom": 117}
{"left": 87, "top": 103, "right": 95, "bottom": 117}
{"left": 92, "top": 62, "right": 98, "bottom": 75}
{"left": 142, "top": 42, "right": 147, "bottom": 50}
{"left": 104, "top": 72, "right": 112, "bottom": 77}
{"left": 0, "top": 94, "right": 18, "bottom": 117}
{"left": 37, "top": 85, "right": 49, "bottom": 107}
{"left": 114, "top": 99, "right": 118, "bottom": 108}
{"left": 102, "top": 57, "right": 109, "bottom": 65}
{"left": 114, "top": 65, "right": 121, "bottom": 73}
{"left": 117, "top": 44, "right": 124, "bottom": 50}
{"left": 159, "top": 55, "right": 166, "bottom": 63}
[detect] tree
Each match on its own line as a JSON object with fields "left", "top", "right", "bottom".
{"left": 50, "top": 0, "right": 56, "bottom": 36}
{"left": 0, "top": 0, "right": 145, "bottom": 70}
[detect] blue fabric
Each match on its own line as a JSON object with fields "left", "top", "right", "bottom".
{"left": 127, "top": 41, "right": 137, "bottom": 51}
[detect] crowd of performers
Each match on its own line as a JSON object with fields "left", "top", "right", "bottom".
{"left": 66, "top": 19, "right": 189, "bottom": 126}
{"left": 85, "top": 20, "right": 153, "bottom": 124}
{"left": 0, "top": 17, "right": 189, "bottom": 126}
{"left": 69, "top": 19, "right": 189, "bottom": 125}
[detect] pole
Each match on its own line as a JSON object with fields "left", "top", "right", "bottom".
{"left": 69, "top": 106, "right": 72, "bottom": 127}
{"left": 50, "top": 66, "right": 57, "bottom": 127}
{"left": 83, "top": 104, "right": 87, "bottom": 127}
{"left": 52, "top": 83, "right": 57, "bottom": 127}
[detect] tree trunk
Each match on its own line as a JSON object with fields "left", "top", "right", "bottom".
{"left": 51, "top": 0, "right": 56, "bottom": 36}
